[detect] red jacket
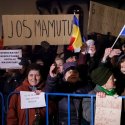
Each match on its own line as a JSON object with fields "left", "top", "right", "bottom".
{"left": 7, "top": 80, "right": 56, "bottom": 125}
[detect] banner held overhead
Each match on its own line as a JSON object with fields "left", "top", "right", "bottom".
{"left": 2, "top": 14, "right": 75, "bottom": 46}
{"left": 88, "top": 1, "right": 125, "bottom": 36}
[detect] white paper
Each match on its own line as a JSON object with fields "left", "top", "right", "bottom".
{"left": 95, "top": 95, "right": 122, "bottom": 125}
{"left": 0, "top": 49, "right": 22, "bottom": 69}
{"left": 20, "top": 91, "right": 46, "bottom": 109}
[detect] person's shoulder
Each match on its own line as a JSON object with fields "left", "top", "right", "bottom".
{"left": 15, "top": 81, "right": 29, "bottom": 91}
{"left": 15, "top": 84, "right": 24, "bottom": 91}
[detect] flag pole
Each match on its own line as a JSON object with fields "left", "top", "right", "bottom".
{"left": 111, "top": 25, "right": 125, "bottom": 49}
{"left": 111, "top": 34, "right": 120, "bottom": 49}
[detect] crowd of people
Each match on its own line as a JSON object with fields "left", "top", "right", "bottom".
{"left": 0, "top": 33, "right": 125, "bottom": 125}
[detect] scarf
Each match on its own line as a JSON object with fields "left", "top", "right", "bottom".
{"left": 29, "top": 86, "right": 37, "bottom": 91}
{"left": 98, "top": 85, "right": 116, "bottom": 96}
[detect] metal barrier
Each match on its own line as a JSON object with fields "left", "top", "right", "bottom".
{"left": 46, "top": 93, "right": 96, "bottom": 125}
{"left": 6, "top": 92, "right": 95, "bottom": 125}
{"left": 0, "top": 92, "right": 4, "bottom": 125}
{"left": 4, "top": 92, "right": 125, "bottom": 125}
{"left": 7, "top": 92, "right": 29, "bottom": 125}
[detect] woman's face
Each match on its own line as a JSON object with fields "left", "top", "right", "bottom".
{"left": 27, "top": 70, "right": 41, "bottom": 86}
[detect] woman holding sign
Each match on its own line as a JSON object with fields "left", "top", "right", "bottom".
{"left": 7, "top": 63, "right": 56, "bottom": 125}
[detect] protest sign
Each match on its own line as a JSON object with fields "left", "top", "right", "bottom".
{"left": 20, "top": 91, "right": 46, "bottom": 109}
{"left": 2, "top": 14, "right": 74, "bottom": 46}
{"left": 88, "top": 1, "right": 125, "bottom": 36}
{"left": 95, "top": 95, "right": 122, "bottom": 125}
{"left": 0, "top": 49, "right": 22, "bottom": 69}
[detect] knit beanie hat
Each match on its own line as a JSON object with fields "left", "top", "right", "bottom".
{"left": 90, "top": 66, "right": 113, "bottom": 86}
{"left": 63, "top": 62, "right": 78, "bottom": 75}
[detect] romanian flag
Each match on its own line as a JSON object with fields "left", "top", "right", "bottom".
{"left": 67, "top": 15, "right": 83, "bottom": 51}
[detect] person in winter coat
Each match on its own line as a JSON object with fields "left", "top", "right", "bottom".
{"left": 7, "top": 63, "right": 56, "bottom": 125}
{"left": 82, "top": 64, "right": 117, "bottom": 124}
{"left": 46, "top": 62, "right": 93, "bottom": 125}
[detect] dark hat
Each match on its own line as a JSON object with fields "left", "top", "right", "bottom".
{"left": 90, "top": 66, "right": 113, "bottom": 86}
{"left": 64, "top": 50, "right": 79, "bottom": 61}
{"left": 40, "top": 41, "right": 50, "bottom": 50}
{"left": 19, "top": 57, "right": 30, "bottom": 66}
{"left": 63, "top": 62, "right": 78, "bottom": 75}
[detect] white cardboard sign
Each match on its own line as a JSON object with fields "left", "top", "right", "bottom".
{"left": 95, "top": 95, "right": 122, "bottom": 125}
{"left": 20, "top": 91, "right": 46, "bottom": 109}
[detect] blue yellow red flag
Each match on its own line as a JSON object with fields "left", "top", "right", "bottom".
{"left": 67, "top": 15, "right": 83, "bottom": 51}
